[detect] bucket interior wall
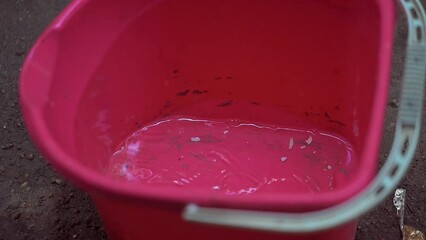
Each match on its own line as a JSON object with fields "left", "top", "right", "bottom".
{"left": 32, "top": 0, "right": 390, "bottom": 205}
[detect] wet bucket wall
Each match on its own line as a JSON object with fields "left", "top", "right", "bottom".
{"left": 19, "top": 0, "right": 411, "bottom": 239}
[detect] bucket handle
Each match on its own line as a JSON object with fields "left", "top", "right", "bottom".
{"left": 182, "top": 0, "right": 426, "bottom": 233}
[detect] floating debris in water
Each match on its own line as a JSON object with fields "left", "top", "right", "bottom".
{"left": 292, "top": 174, "right": 304, "bottom": 183}
{"left": 173, "top": 180, "right": 184, "bottom": 186}
{"left": 127, "top": 141, "right": 141, "bottom": 156}
{"left": 305, "top": 136, "right": 313, "bottom": 145}
{"left": 107, "top": 116, "right": 356, "bottom": 195}
{"left": 267, "top": 178, "right": 278, "bottom": 184}
{"left": 328, "top": 176, "right": 335, "bottom": 189}
{"left": 289, "top": 137, "right": 294, "bottom": 150}
{"left": 300, "top": 145, "right": 306, "bottom": 149}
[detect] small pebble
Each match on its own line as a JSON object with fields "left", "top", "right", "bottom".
{"left": 389, "top": 99, "right": 400, "bottom": 108}
{"left": 12, "top": 212, "right": 20, "bottom": 220}
{"left": 403, "top": 225, "right": 424, "bottom": 240}
{"left": 26, "top": 187, "right": 31, "bottom": 192}
{"left": 52, "top": 178, "right": 62, "bottom": 184}
{"left": 1, "top": 143, "right": 14, "bottom": 150}
{"left": 48, "top": 192, "right": 54, "bottom": 198}
{"left": 327, "top": 165, "right": 332, "bottom": 170}
{"left": 300, "top": 145, "right": 306, "bottom": 149}
{"left": 26, "top": 154, "right": 34, "bottom": 160}
{"left": 15, "top": 48, "right": 25, "bottom": 56}
{"left": 190, "top": 137, "right": 201, "bottom": 142}
{"left": 289, "top": 137, "right": 294, "bottom": 150}
{"left": 305, "top": 136, "right": 313, "bottom": 145}
{"left": 21, "top": 181, "right": 28, "bottom": 188}
{"left": 280, "top": 156, "right": 288, "bottom": 162}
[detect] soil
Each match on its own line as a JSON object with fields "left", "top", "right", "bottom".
{"left": 0, "top": 1, "right": 425, "bottom": 240}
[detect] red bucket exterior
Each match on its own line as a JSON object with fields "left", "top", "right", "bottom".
{"left": 20, "top": 0, "right": 395, "bottom": 239}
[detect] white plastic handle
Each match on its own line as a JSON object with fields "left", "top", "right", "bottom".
{"left": 183, "top": 0, "right": 426, "bottom": 233}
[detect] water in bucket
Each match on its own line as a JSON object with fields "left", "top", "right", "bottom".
{"left": 105, "top": 102, "right": 357, "bottom": 196}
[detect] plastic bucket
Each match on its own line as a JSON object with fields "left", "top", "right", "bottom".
{"left": 20, "top": 0, "right": 426, "bottom": 239}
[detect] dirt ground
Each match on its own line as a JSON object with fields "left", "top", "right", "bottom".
{"left": 0, "top": 1, "right": 425, "bottom": 240}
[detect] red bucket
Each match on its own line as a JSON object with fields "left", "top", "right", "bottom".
{"left": 20, "top": 0, "right": 426, "bottom": 239}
